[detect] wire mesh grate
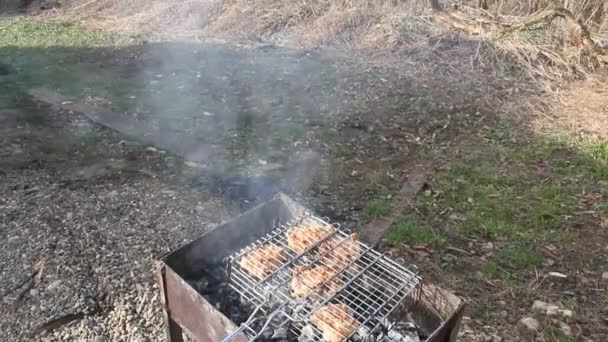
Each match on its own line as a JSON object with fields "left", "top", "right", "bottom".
{"left": 226, "top": 214, "right": 421, "bottom": 341}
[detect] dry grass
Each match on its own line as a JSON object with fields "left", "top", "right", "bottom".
{"left": 530, "top": 75, "right": 608, "bottom": 140}
{"left": 206, "top": 0, "right": 435, "bottom": 48}
{"left": 23, "top": 0, "right": 608, "bottom": 142}
{"left": 461, "top": 0, "right": 607, "bottom": 31}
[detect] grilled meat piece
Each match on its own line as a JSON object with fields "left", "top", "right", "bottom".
{"left": 291, "top": 265, "right": 341, "bottom": 297}
{"left": 310, "top": 303, "right": 359, "bottom": 342}
{"left": 239, "top": 244, "right": 284, "bottom": 279}
{"left": 286, "top": 222, "right": 334, "bottom": 254}
{"left": 318, "top": 233, "right": 360, "bottom": 269}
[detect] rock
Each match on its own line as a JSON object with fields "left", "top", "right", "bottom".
{"left": 518, "top": 317, "right": 540, "bottom": 336}
{"left": 547, "top": 271, "right": 567, "bottom": 279}
{"left": 531, "top": 300, "right": 548, "bottom": 312}
{"left": 546, "top": 305, "right": 560, "bottom": 316}
{"left": 449, "top": 213, "right": 466, "bottom": 221}
{"left": 492, "top": 334, "right": 503, "bottom": 342}
{"left": 482, "top": 242, "right": 494, "bottom": 251}
{"left": 542, "top": 258, "right": 555, "bottom": 267}
{"left": 602, "top": 271, "right": 608, "bottom": 281}
{"left": 532, "top": 300, "right": 568, "bottom": 317}
{"left": 184, "top": 161, "right": 205, "bottom": 169}
{"left": 47, "top": 280, "right": 62, "bottom": 291}
{"left": 558, "top": 321, "right": 572, "bottom": 336}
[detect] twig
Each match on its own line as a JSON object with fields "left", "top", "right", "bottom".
{"left": 31, "top": 303, "right": 103, "bottom": 337}
{"left": 0, "top": 256, "right": 47, "bottom": 301}
{"left": 0, "top": 276, "right": 32, "bottom": 301}
{"left": 31, "top": 312, "right": 84, "bottom": 336}
{"left": 69, "top": 0, "right": 96, "bottom": 12}
{"left": 446, "top": 246, "right": 472, "bottom": 256}
{"left": 14, "top": 279, "right": 36, "bottom": 305}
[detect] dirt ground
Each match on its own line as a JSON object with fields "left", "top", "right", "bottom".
{"left": 0, "top": 96, "right": 233, "bottom": 340}
{"left": 1, "top": 4, "right": 608, "bottom": 342}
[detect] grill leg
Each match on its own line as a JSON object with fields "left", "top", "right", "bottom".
{"left": 163, "top": 310, "right": 184, "bottom": 342}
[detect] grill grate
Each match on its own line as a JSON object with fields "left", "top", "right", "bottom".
{"left": 226, "top": 214, "right": 421, "bottom": 342}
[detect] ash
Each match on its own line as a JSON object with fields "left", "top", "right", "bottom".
{"left": 189, "top": 263, "right": 426, "bottom": 342}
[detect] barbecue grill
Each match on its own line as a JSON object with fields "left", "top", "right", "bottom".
{"left": 156, "top": 194, "right": 465, "bottom": 342}
{"left": 226, "top": 214, "right": 421, "bottom": 342}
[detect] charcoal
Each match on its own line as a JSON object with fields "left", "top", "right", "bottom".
{"left": 272, "top": 327, "right": 288, "bottom": 340}
{"left": 298, "top": 324, "right": 316, "bottom": 342}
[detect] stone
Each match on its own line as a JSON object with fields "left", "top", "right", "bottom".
{"left": 518, "top": 317, "right": 540, "bottom": 336}
{"left": 449, "top": 213, "right": 466, "bottom": 221}
{"left": 47, "top": 280, "right": 62, "bottom": 291}
{"left": 543, "top": 258, "right": 556, "bottom": 267}
{"left": 531, "top": 300, "right": 548, "bottom": 312}
{"left": 547, "top": 271, "right": 568, "bottom": 279}
{"left": 558, "top": 321, "right": 572, "bottom": 336}
{"left": 559, "top": 309, "right": 574, "bottom": 318}
{"left": 482, "top": 242, "right": 494, "bottom": 251}
{"left": 602, "top": 272, "right": 608, "bottom": 281}
{"left": 546, "top": 305, "right": 560, "bottom": 316}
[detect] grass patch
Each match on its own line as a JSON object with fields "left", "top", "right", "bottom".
{"left": 415, "top": 135, "right": 608, "bottom": 273}
{"left": 425, "top": 140, "right": 603, "bottom": 243}
{"left": 277, "top": 122, "right": 306, "bottom": 142}
{"left": 366, "top": 199, "right": 390, "bottom": 217}
{"left": 480, "top": 260, "right": 499, "bottom": 277}
{"left": 510, "top": 135, "right": 608, "bottom": 180}
{"left": 386, "top": 218, "right": 437, "bottom": 244}
{"left": 542, "top": 325, "right": 576, "bottom": 342}
{"left": 500, "top": 245, "right": 542, "bottom": 269}
{"left": 0, "top": 17, "right": 117, "bottom": 103}
{"left": 466, "top": 217, "right": 520, "bottom": 239}
{"left": 0, "top": 18, "right": 113, "bottom": 48}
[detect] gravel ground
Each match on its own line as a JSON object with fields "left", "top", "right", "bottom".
{"left": 0, "top": 103, "right": 230, "bottom": 341}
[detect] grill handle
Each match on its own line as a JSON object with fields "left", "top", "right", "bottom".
{"left": 222, "top": 305, "right": 262, "bottom": 342}
{"left": 222, "top": 324, "right": 250, "bottom": 342}
{"left": 222, "top": 306, "right": 288, "bottom": 342}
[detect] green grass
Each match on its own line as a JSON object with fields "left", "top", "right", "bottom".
{"left": 480, "top": 260, "right": 499, "bottom": 277}
{"left": 386, "top": 218, "right": 438, "bottom": 244}
{"left": 510, "top": 135, "right": 608, "bottom": 180}
{"left": 413, "top": 135, "right": 608, "bottom": 272}
{"left": 0, "top": 18, "right": 113, "bottom": 48}
{"left": 0, "top": 17, "right": 117, "bottom": 104}
{"left": 0, "top": 16, "right": 220, "bottom": 127}
{"left": 277, "top": 122, "right": 307, "bottom": 142}
{"left": 366, "top": 199, "right": 390, "bottom": 217}
{"left": 501, "top": 245, "right": 542, "bottom": 269}
{"left": 542, "top": 325, "right": 576, "bottom": 342}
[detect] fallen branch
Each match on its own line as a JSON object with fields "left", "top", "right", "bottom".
{"left": 428, "top": 0, "right": 608, "bottom": 64}
{"left": 429, "top": 0, "right": 484, "bottom": 35}
{"left": 505, "top": 8, "right": 607, "bottom": 61}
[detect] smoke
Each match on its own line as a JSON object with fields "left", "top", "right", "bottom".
{"left": 121, "top": 33, "right": 346, "bottom": 203}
